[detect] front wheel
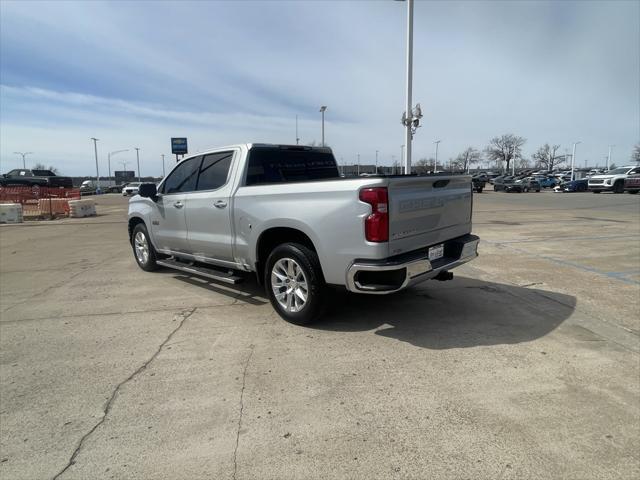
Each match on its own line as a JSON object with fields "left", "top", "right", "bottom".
{"left": 613, "top": 181, "right": 624, "bottom": 194}
{"left": 131, "top": 223, "right": 159, "bottom": 271}
{"left": 265, "top": 243, "right": 327, "bottom": 325}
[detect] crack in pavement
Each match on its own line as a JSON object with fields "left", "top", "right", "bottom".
{"left": 51, "top": 307, "right": 197, "bottom": 480}
{"left": 232, "top": 344, "right": 255, "bottom": 480}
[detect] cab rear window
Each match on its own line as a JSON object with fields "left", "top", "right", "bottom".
{"left": 245, "top": 147, "right": 339, "bottom": 186}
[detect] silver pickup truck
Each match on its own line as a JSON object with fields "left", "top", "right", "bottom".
{"left": 128, "top": 144, "right": 479, "bottom": 324}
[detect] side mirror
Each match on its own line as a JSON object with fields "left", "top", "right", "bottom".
{"left": 138, "top": 183, "right": 157, "bottom": 199}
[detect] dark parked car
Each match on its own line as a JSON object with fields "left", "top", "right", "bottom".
{"left": 493, "top": 178, "right": 523, "bottom": 192}
{"left": 517, "top": 178, "right": 541, "bottom": 192}
{"left": 472, "top": 176, "right": 486, "bottom": 193}
{"left": 624, "top": 174, "right": 640, "bottom": 194}
{"left": 562, "top": 179, "right": 588, "bottom": 192}
{"left": 0, "top": 169, "right": 73, "bottom": 188}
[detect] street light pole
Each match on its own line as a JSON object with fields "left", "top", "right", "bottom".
{"left": 135, "top": 147, "right": 141, "bottom": 181}
{"left": 108, "top": 149, "right": 129, "bottom": 184}
{"left": 319, "top": 106, "right": 327, "bottom": 146}
{"left": 375, "top": 150, "right": 379, "bottom": 173}
{"left": 400, "top": 145, "right": 405, "bottom": 174}
{"left": 607, "top": 145, "right": 614, "bottom": 170}
{"left": 90, "top": 138, "right": 100, "bottom": 193}
{"left": 571, "top": 141, "right": 581, "bottom": 181}
{"left": 296, "top": 115, "right": 300, "bottom": 145}
{"left": 357, "top": 153, "right": 360, "bottom": 175}
{"left": 403, "top": 0, "right": 414, "bottom": 175}
{"left": 13, "top": 152, "right": 34, "bottom": 168}
{"left": 161, "top": 154, "right": 166, "bottom": 177}
{"left": 434, "top": 140, "right": 441, "bottom": 172}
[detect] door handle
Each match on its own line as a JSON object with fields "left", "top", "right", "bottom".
{"left": 214, "top": 200, "right": 227, "bottom": 208}
{"left": 173, "top": 201, "right": 184, "bottom": 209}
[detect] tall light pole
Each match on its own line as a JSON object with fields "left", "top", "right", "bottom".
{"left": 571, "top": 141, "right": 581, "bottom": 181}
{"left": 400, "top": 145, "right": 405, "bottom": 174}
{"left": 296, "top": 115, "right": 300, "bottom": 145}
{"left": 357, "top": 153, "right": 360, "bottom": 175}
{"left": 434, "top": 140, "right": 441, "bottom": 172}
{"left": 13, "top": 152, "right": 33, "bottom": 169}
{"left": 108, "top": 149, "right": 128, "bottom": 183}
{"left": 402, "top": 0, "right": 414, "bottom": 175}
{"left": 161, "top": 154, "right": 166, "bottom": 177}
{"left": 319, "top": 106, "right": 327, "bottom": 146}
{"left": 90, "top": 138, "right": 100, "bottom": 192}
{"left": 375, "top": 150, "right": 379, "bottom": 173}
{"left": 135, "top": 147, "right": 141, "bottom": 181}
{"left": 607, "top": 145, "right": 614, "bottom": 170}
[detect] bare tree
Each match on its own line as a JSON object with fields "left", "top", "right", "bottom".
{"left": 484, "top": 134, "right": 526, "bottom": 173}
{"left": 632, "top": 144, "right": 640, "bottom": 162}
{"left": 452, "top": 147, "right": 482, "bottom": 172}
{"left": 532, "top": 144, "right": 564, "bottom": 171}
{"left": 33, "top": 162, "right": 59, "bottom": 174}
{"left": 413, "top": 158, "right": 430, "bottom": 174}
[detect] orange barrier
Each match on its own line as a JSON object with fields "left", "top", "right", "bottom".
{"left": 0, "top": 186, "right": 80, "bottom": 218}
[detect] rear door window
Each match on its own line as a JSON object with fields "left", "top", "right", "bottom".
{"left": 196, "top": 151, "right": 234, "bottom": 191}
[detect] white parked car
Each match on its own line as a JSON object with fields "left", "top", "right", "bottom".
{"left": 122, "top": 182, "right": 142, "bottom": 196}
{"left": 588, "top": 166, "right": 640, "bottom": 193}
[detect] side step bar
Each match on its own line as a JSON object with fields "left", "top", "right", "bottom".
{"left": 156, "top": 259, "right": 243, "bottom": 285}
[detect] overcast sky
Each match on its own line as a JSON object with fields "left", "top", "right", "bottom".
{"left": 1, "top": 0, "right": 638, "bottom": 176}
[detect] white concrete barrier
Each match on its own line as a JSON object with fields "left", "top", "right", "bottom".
{"left": 0, "top": 203, "right": 24, "bottom": 223}
{"left": 68, "top": 199, "right": 97, "bottom": 218}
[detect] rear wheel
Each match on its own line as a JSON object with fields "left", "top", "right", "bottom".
{"left": 265, "top": 243, "right": 327, "bottom": 325}
{"left": 132, "top": 223, "right": 159, "bottom": 271}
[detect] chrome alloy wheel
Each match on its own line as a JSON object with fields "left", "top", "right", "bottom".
{"left": 271, "top": 258, "right": 308, "bottom": 313}
{"left": 134, "top": 231, "right": 149, "bottom": 264}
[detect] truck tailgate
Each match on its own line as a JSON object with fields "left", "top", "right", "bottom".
{"left": 387, "top": 175, "right": 472, "bottom": 256}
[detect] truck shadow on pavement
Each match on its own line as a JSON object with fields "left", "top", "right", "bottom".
{"left": 314, "top": 276, "right": 576, "bottom": 350}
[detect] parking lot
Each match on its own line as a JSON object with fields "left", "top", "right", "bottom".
{"left": 1, "top": 190, "right": 639, "bottom": 479}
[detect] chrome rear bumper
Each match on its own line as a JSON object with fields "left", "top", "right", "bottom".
{"left": 346, "top": 234, "right": 479, "bottom": 294}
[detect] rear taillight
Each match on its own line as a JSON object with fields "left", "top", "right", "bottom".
{"left": 359, "top": 187, "right": 389, "bottom": 242}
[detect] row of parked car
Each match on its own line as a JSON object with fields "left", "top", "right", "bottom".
{"left": 471, "top": 165, "right": 640, "bottom": 194}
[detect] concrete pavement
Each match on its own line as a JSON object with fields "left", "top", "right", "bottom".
{"left": 1, "top": 191, "right": 638, "bottom": 479}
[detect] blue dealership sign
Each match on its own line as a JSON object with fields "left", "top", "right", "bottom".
{"left": 171, "top": 137, "right": 188, "bottom": 155}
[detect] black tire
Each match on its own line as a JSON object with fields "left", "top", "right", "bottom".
{"left": 264, "top": 243, "right": 327, "bottom": 325}
{"left": 476, "top": 187, "right": 483, "bottom": 193}
{"left": 592, "top": 190, "right": 601, "bottom": 194}
{"left": 536, "top": 189, "right": 541, "bottom": 192}
{"left": 523, "top": 187, "right": 529, "bottom": 193}
{"left": 493, "top": 186, "right": 498, "bottom": 192}
{"left": 613, "top": 181, "right": 624, "bottom": 194}
{"left": 628, "top": 190, "right": 639, "bottom": 194}
{"left": 131, "top": 223, "right": 159, "bottom": 272}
